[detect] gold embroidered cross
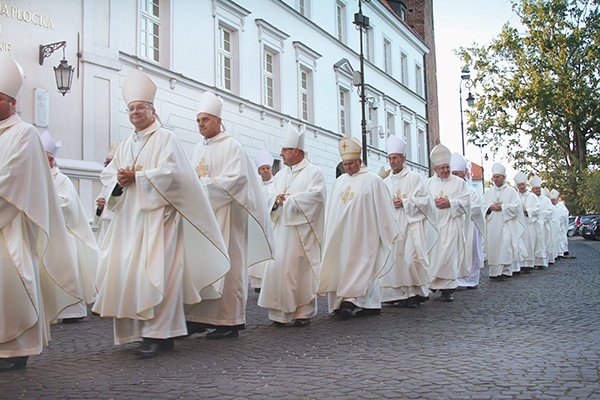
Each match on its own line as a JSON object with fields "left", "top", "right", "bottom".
{"left": 341, "top": 141, "right": 349, "bottom": 151}
{"left": 341, "top": 185, "right": 354, "bottom": 203}
{"left": 436, "top": 190, "right": 448, "bottom": 200}
{"left": 394, "top": 189, "right": 407, "bottom": 199}
{"left": 196, "top": 157, "right": 209, "bottom": 177}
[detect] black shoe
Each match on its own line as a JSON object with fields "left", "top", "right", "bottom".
{"left": 133, "top": 338, "right": 174, "bottom": 358}
{"left": 355, "top": 308, "right": 381, "bottom": 317}
{"left": 206, "top": 328, "right": 239, "bottom": 340}
{"left": 522, "top": 268, "right": 533, "bottom": 274}
{"left": 339, "top": 301, "right": 355, "bottom": 320}
{"left": 293, "top": 318, "right": 311, "bottom": 327}
{"left": 62, "top": 317, "right": 84, "bottom": 324}
{"left": 466, "top": 285, "right": 478, "bottom": 290}
{"left": 186, "top": 321, "right": 210, "bottom": 336}
{"left": 441, "top": 291, "right": 454, "bottom": 302}
{"left": 0, "top": 357, "right": 28, "bottom": 373}
{"left": 406, "top": 297, "right": 421, "bottom": 308}
{"left": 272, "top": 321, "right": 287, "bottom": 327}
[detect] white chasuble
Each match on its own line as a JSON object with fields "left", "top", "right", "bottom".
{"left": 258, "top": 158, "right": 326, "bottom": 321}
{"left": 186, "top": 132, "right": 273, "bottom": 326}
{"left": 0, "top": 114, "right": 82, "bottom": 357}
{"left": 380, "top": 166, "right": 438, "bottom": 301}
{"left": 318, "top": 168, "right": 400, "bottom": 312}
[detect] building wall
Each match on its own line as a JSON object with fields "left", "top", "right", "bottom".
{"left": 1, "top": 0, "right": 435, "bottom": 221}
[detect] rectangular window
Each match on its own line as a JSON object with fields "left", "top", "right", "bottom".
{"left": 298, "top": 0, "right": 309, "bottom": 17}
{"left": 368, "top": 107, "right": 376, "bottom": 146}
{"left": 415, "top": 64, "right": 423, "bottom": 95}
{"left": 300, "top": 68, "right": 312, "bottom": 121}
{"left": 418, "top": 128, "right": 425, "bottom": 165}
{"left": 400, "top": 52, "right": 407, "bottom": 85}
{"left": 218, "top": 26, "right": 233, "bottom": 91}
{"left": 140, "top": 0, "right": 160, "bottom": 62}
{"left": 386, "top": 112, "right": 394, "bottom": 139}
{"left": 403, "top": 121, "right": 411, "bottom": 159}
{"left": 264, "top": 50, "right": 275, "bottom": 108}
{"left": 365, "top": 28, "right": 372, "bottom": 62}
{"left": 384, "top": 39, "right": 392, "bottom": 74}
{"left": 336, "top": 2, "right": 346, "bottom": 42}
{"left": 339, "top": 87, "right": 349, "bottom": 136}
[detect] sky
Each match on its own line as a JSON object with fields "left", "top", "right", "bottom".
{"left": 432, "top": 0, "right": 521, "bottom": 178}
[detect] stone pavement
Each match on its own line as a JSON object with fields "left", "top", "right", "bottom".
{"left": 2, "top": 237, "right": 599, "bottom": 399}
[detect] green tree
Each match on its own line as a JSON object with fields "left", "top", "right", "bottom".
{"left": 457, "top": 0, "right": 600, "bottom": 214}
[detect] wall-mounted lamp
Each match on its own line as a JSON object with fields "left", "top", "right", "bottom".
{"left": 39, "top": 41, "right": 74, "bottom": 96}
{"left": 369, "top": 125, "right": 384, "bottom": 139}
{"left": 366, "top": 97, "right": 379, "bottom": 110}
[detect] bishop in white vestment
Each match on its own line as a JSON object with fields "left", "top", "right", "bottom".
{"left": 514, "top": 171, "right": 542, "bottom": 273}
{"left": 426, "top": 145, "right": 471, "bottom": 302}
{"left": 380, "top": 135, "right": 437, "bottom": 307}
{"left": 258, "top": 124, "right": 326, "bottom": 326}
{"left": 318, "top": 137, "right": 400, "bottom": 319}
{"left": 0, "top": 55, "right": 82, "bottom": 372}
{"left": 186, "top": 91, "right": 274, "bottom": 339}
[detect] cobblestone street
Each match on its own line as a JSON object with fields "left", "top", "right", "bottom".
{"left": 2, "top": 237, "right": 599, "bottom": 399}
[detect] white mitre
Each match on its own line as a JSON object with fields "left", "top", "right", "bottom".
{"left": 530, "top": 175, "right": 542, "bottom": 188}
{"left": 430, "top": 144, "right": 451, "bottom": 167}
{"left": 491, "top": 162, "right": 506, "bottom": 176}
{"left": 541, "top": 188, "right": 550, "bottom": 197}
{"left": 123, "top": 69, "right": 157, "bottom": 105}
{"left": 514, "top": 171, "right": 527, "bottom": 184}
{"left": 450, "top": 152, "right": 467, "bottom": 172}
{"left": 0, "top": 54, "right": 24, "bottom": 98}
{"left": 254, "top": 148, "right": 274, "bottom": 169}
{"left": 40, "top": 130, "right": 62, "bottom": 157}
{"left": 386, "top": 135, "right": 407, "bottom": 155}
{"left": 282, "top": 122, "right": 304, "bottom": 150}
{"left": 198, "top": 91, "right": 223, "bottom": 118}
{"left": 339, "top": 136, "right": 362, "bottom": 161}
{"left": 549, "top": 189, "right": 560, "bottom": 200}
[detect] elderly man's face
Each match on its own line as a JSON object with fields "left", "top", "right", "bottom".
{"left": 532, "top": 186, "right": 541, "bottom": 196}
{"left": 196, "top": 113, "right": 221, "bottom": 139}
{"left": 434, "top": 163, "right": 450, "bottom": 179}
{"left": 343, "top": 159, "right": 362, "bottom": 176}
{"left": 492, "top": 174, "right": 506, "bottom": 187}
{"left": 452, "top": 170, "right": 466, "bottom": 180}
{"left": 517, "top": 182, "right": 527, "bottom": 193}
{"left": 0, "top": 93, "right": 15, "bottom": 121}
{"left": 388, "top": 153, "right": 405, "bottom": 174}
{"left": 128, "top": 101, "right": 155, "bottom": 131}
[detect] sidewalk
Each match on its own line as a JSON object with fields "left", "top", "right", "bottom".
{"left": 2, "top": 238, "right": 599, "bottom": 399}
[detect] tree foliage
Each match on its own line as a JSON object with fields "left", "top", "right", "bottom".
{"left": 457, "top": 0, "right": 600, "bottom": 214}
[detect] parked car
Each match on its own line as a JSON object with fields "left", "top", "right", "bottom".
{"left": 567, "top": 221, "right": 576, "bottom": 237}
{"left": 578, "top": 214, "right": 600, "bottom": 239}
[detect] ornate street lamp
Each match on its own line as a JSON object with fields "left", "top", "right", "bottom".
{"left": 354, "top": 0, "right": 370, "bottom": 165}
{"left": 459, "top": 66, "right": 475, "bottom": 155}
{"left": 39, "top": 41, "right": 75, "bottom": 96}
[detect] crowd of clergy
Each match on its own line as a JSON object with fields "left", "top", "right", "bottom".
{"left": 0, "top": 55, "right": 572, "bottom": 372}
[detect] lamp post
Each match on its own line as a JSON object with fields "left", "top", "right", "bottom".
{"left": 354, "top": 0, "right": 370, "bottom": 165}
{"left": 459, "top": 66, "right": 475, "bottom": 156}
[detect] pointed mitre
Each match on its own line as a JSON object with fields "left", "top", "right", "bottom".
{"left": 254, "top": 148, "right": 274, "bottom": 169}
{"left": 123, "top": 69, "right": 157, "bottom": 106}
{"left": 378, "top": 165, "right": 390, "bottom": 179}
{"left": 549, "top": 189, "right": 560, "bottom": 200}
{"left": 529, "top": 175, "right": 542, "bottom": 188}
{"left": 541, "top": 187, "right": 550, "bottom": 197}
{"left": 491, "top": 162, "right": 506, "bottom": 176}
{"left": 430, "top": 144, "right": 451, "bottom": 167}
{"left": 514, "top": 171, "right": 527, "bottom": 184}
{"left": 339, "top": 136, "right": 362, "bottom": 161}
{"left": 282, "top": 122, "right": 304, "bottom": 150}
{"left": 0, "top": 54, "right": 24, "bottom": 98}
{"left": 450, "top": 152, "right": 467, "bottom": 172}
{"left": 40, "top": 130, "right": 62, "bottom": 157}
{"left": 197, "top": 91, "right": 223, "bottom": 118}
{"left": 386, "top": 135, "right": 407, "bottom": 155}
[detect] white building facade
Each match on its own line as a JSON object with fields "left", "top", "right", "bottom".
{"left": 1, "top": 0, "right": 431, "bottom": 222}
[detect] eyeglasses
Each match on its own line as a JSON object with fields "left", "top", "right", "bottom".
{"left": 127, "top": 105, "right": 152, "bottom": 113}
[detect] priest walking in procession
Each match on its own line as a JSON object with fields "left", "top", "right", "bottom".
{"left": 92, "top": 70, "right": 230, "bottom": 358}
{"left": 258, "top": 123, "right": 326, "bottom": 327}
{"left": 0, "top": 55, "right": 83, "bottom": 372}
{"left": 379, "top": 135, "right": 437, "bottom": 308}
{"left": 318, "top": 136, "right": 400, "bottom": 319}
{"left": 483, "top": 163, "right": 523, "bottom": 280}
{"left": 426, "top": 144, "right": 471, "bottom": 302}
{"left": 514, "top": 171, "right": 542, "bottom": 274}
{"left": 186, "top": 91, "right": 274, "bottom": 340}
